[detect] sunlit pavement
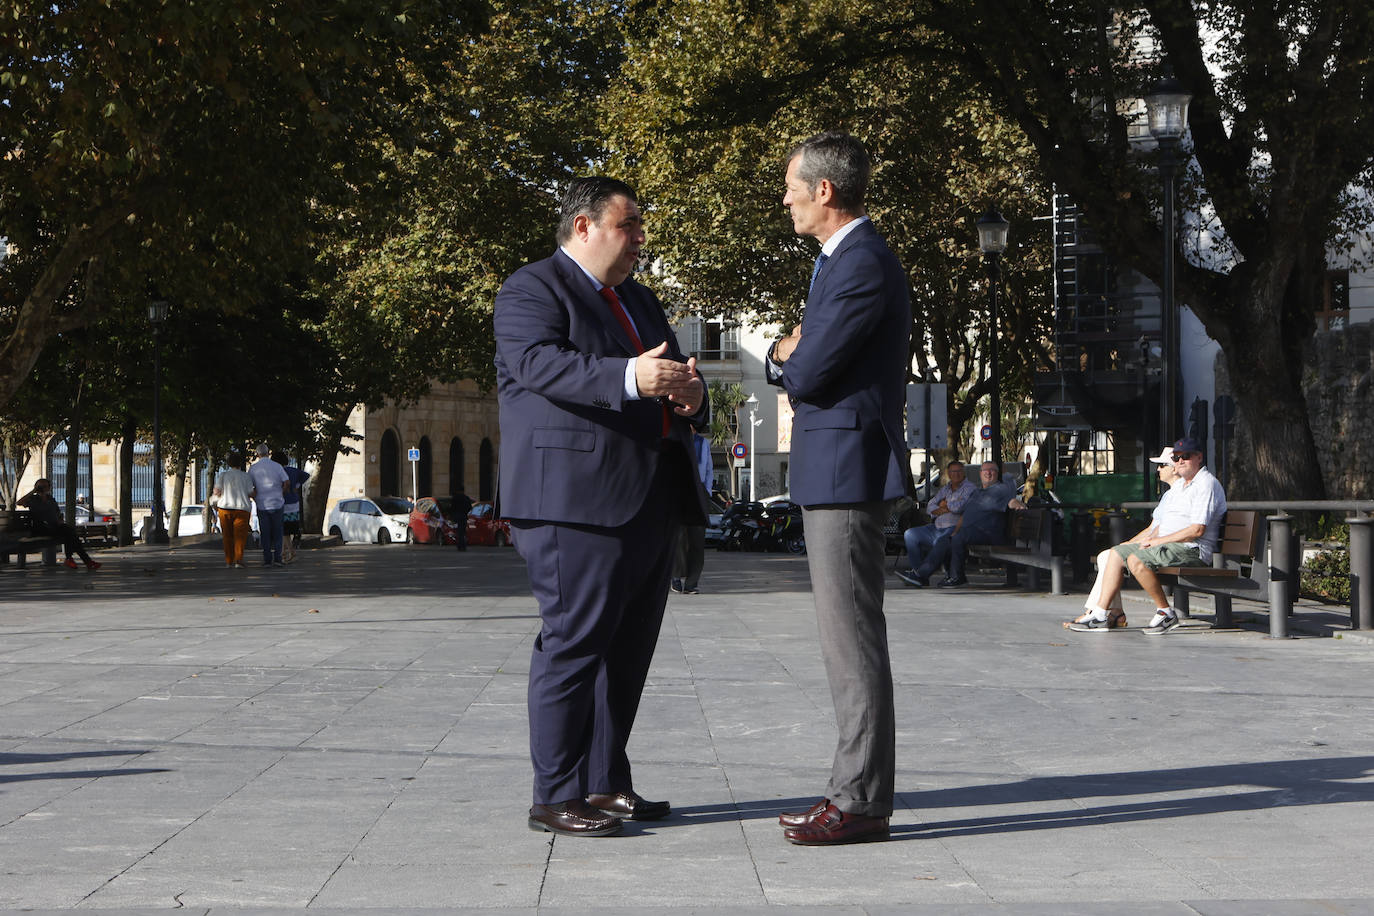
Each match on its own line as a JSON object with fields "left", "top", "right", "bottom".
{"left": 2, "top": 539, "right": 1374, "bottom": 914}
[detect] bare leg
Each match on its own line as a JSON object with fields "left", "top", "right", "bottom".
{"left": 1126, "top": 554, "right": 1171, "bottom": 608}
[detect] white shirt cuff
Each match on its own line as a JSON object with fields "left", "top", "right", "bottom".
{"left": 623, "top": 358, "right": 640, "bottom": 400}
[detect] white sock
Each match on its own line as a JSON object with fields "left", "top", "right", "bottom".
{"left": 1156, "top": 607, "right": 1174, "bottom": 618}
{"left": 1088, "top": 606, "right": 1110, "bottom": 621}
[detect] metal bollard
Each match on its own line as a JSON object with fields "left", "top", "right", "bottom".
{"left": 1106, "top": 511, "right": 1127, "bottom": 550}
{"left": 1070, "top": 512, "right": 1093, "bottom": 583}
{"left": 1349, "top": 517, "right": 1373, "bottom": 630}
{"left": 1268, "top": 514, "right": 1295, "bottom": 639}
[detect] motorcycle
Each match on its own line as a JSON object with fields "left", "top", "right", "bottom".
{"left": 718, "top": 500, "right": 805, "bottom": 554}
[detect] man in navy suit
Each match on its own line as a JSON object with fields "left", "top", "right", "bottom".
{"left": 767, "top": 132, "right": 911, "bottom": 846}
{"left": 494, "top": 177, "right": 710, "bottom": 838}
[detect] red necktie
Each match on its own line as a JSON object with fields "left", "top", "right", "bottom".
{"left": 600, "top": 286, "right": 672, "bottom": 436}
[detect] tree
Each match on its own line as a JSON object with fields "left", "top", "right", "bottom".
{"left": 300, "top": 0, "right": 627, "bottom": 527}
{"left": 919, "top": 0, "right": 1374, "bottom": 497}
{"left": 0, "top": 0, "right": 487, "bottom": 409}
{"left": 602, "top": 0, "right": 1052, "bottom": 455}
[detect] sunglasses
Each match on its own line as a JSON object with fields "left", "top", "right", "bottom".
{"left": 1171, "top": 452, "right": 1198, "bottom": 461}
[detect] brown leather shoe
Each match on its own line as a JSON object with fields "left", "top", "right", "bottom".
{"left": 528, "top": 799, "right": 623, "bottom": 837}
{"left": 778, "top": 797, "right": 830, "bottom": 828}
{"left": 782, "top": 803, "right": 889, "bottom": 846}
{"left": 586, "top": 790, "right": 670, "bottom": 821}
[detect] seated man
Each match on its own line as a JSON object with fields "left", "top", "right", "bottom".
{"left": 1073, "top": 437, "right": 1227, "bottom": 635}
{"left": 898, "top": 459, "right": 975, "bottom": 587}
{"left": 1066, "top": 444, "right": 1182, "bottom": 630}
{"left": 18, "top": 478, "right": 101, "bottom": 570}
{"left": 905, "top": 460, "right": 1024, "bottom": 588}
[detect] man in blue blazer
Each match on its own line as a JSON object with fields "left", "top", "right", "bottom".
{"left": 767, "top": 132, "right": 911, "bottom": 845}
{"left": 494, "top": 177, "right": 710, "bottom": 838}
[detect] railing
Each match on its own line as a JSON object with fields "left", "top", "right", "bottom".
{"left": 1105, "top": 499, "right": 1374, "bottom": 636}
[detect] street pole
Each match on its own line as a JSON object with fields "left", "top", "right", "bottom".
{"left": 747, "top": 396, "right": 758, "bottom": 503}
{"left": 1159, "top": 138, "right": 1179, "bottom": 443}
{"left": 148, "top": 300, "right": 169, "bottom": 545}
{"left": 988, "top": 251, "right": 1003, "bottom": 472}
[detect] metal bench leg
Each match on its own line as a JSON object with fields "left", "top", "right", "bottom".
{"left": 42, "top": 545, "right": 58, "bottom": 566}
{"left": 1214, "top": 594, "right": 1234, "bottom": 629}
{"left": 1028, "top": 566, "right": 1042, "bottom": 590}
{"left": 1005, "top": 564, "right": 1019, "bottom": 587}
{"left": 1051, "top": 559, "right": 1065, "bottom": 596}
{"left": 1174, "top": 586, "right": 1191, "bottom": 616}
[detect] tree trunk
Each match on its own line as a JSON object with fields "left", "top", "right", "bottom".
{"left": 168, "top": 437, "right": 190, "bottom": 537}
{"left": 117, "top": 415, "right": 136, "bottom": 546}
{"left": 304, "top": 404, "right": 354, "bottom": 535}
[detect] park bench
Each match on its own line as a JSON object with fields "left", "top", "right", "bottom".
{"left": 0, "top": 511, "right": 63, "bottom": 570}
{"left": 1153, "top": 509, "right": 1273, "bottom": 628}
{"left": 967, "top": 507, "right": 1067, "bottom": 595}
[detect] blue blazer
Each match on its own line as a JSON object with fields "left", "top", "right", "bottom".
{"left": 494, "top": 249, "right": 709, "bottom": 527}
{"left": 771, "top": 220, "right": 911, "bottom": 506}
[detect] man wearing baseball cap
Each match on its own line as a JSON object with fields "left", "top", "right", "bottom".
{"left": 1071, "top": 437, "right": 1226, "bottom": 635}
{"left": 1067, "top": 444, "right": 1184, "bottom": 630}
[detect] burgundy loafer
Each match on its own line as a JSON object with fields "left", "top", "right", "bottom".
{"left": 586, "top": 790, "right": 670, "bottom": 821}
{"left": 528, "top": 799, "right": 622, "bottom": 837}
{"left": 778, "top": 797, "right": 830, "bottom": 828}
{"left": 782, "top": 803, "right": 889, "bottom": 846}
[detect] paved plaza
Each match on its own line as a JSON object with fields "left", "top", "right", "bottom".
{"left": 2, "top": 538, "right": 1374, "bottom": 914}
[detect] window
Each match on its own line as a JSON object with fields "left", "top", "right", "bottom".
{"left": 689, "top": 319, "right": 739, "bottom": 360}
{"left": 1317, "top": 270, "right": 1349, "bottom": 332}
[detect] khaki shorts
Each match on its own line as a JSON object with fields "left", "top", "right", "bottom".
{"left": 1112, "top": 542, "right": 1202, "bottom": 570}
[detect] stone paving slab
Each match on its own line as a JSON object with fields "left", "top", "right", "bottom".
{"left": 2, "top": 540, "right": 1374, "bottom": 913}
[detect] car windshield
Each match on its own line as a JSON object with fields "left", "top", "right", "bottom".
{"left": 376, "top": 497, "right": 413, "bottom": 516}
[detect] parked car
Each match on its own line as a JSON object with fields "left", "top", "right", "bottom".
{"left": 75, "top": 505, "right": 117, "bottom": 545}
{"left": 408, "top": 496, "right": 461, "bottom": 545}
{"left": 466, "top": 501, "right": 511, "bottom": 547}
{"left": 74, "top": 504, "right": 118, "bottom": 546}
{"left": 326, "top": 496, "right": 412, "bottom": 544}
{"left": 134, "top": 504, "right": 217, "bottom": 541}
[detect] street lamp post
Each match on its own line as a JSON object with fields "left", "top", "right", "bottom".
{"left": 744, "top": 393, "right": 759, "bottom": 502}
{"left": 148, "top": 299, "right": 169, "bottom": 545}
{"left": 1145, "top": 75, "right": 1192, "bottom": 443}
{"left": 977, "top": 207, "right": 1010, "bottom": 471}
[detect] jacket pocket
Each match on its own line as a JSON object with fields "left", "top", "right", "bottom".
{"left": 799, "top": 407, "right": 859, "bottom": 430}
{"left": 533, "top": 427, "right": 596, "bottom": 451}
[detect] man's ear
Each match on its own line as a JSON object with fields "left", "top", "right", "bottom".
{"left": 813, "top": 178, "right": 835, "bottom": 205}
{"left": 572, "top": 212, "right": 592, "bottom": 241}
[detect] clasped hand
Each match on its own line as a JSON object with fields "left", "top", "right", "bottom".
{"left": 635, "top": 342, "right": 703, "bottom": 414}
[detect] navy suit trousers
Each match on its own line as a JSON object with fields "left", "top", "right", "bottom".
{"left": 512, "top": 444, "right": 687, "bottom": 805}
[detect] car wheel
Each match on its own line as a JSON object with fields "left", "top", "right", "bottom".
{"left": 494, "top": 530, "right": 509, "bottom": 548}
{"left": 329, "top": 526, "right": 343, "bottom": 543}
{"left": 405, "top": 528, "right": 414, "bottom": 544}
{"left": 378, "top": 528, "right": 391, "bottom": 545}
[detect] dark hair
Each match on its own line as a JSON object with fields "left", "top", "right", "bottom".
{"left": 227, "top": 451, "right": 244, "bottom": 469}
{"left": 789, "top": 132, "right": 871, "bottom": 214}
{"left": 556, "top": 176, "right": 638, "bottom": 244}
{"left": 947, "top": 460, "right": 965, "bottom": 470}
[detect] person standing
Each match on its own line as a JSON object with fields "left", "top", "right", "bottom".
{"left": 248, "top": 444, "right": 289, "bottom": 567}
{"left": 672, "top": 432, "right": 714, "bottom": 595}
{"left": 212, "top": 452, "right": 255, "bottom": 568}
{"left": 274, "top": 450, "right": 310, "bottom": 563}
{"left": 766, "top": 132, "right": 910, "bottom": 846}
{"left": 19, "top": 478, "right": 100, "bottom": 570}
{"left": 449, "top": 487, "right": 473, "bottom": 550}
{"left": 494, "top": 176, "right": 710, "bottom": 838}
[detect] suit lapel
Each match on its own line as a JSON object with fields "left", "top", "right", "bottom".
{"left": 806, "top": 219, "right": 877, "bottom": 307}
{"left": 553, "top": 250, "right": 639, "bottom": 356}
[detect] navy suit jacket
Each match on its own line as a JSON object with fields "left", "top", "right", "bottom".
{"left": 770, "top": 220, "right": 911, "bottom": 506}
{"left": 494, "top": 249, "right": 709, "bottom": 527}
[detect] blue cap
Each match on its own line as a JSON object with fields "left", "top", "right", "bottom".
{"left": 1172, "top": 437, "right": 1203, "bottom": 454}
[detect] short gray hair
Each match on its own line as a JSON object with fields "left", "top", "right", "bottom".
{"left": 255, "top": 443, "right": 270, "bottom": 458}
{"left": 789, "top": 132, "right": 871, "bottom": 214}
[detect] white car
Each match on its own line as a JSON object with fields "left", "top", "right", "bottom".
{"left": 135, "top": 504, "right": 217, "bottom": 541}
{"left": 326, "top": 497, "right": 412, "bottom": 544}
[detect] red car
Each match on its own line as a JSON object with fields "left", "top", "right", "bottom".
{"left": 466, "top": 501, "right": 511, "bottom": 547}
{"left": 407, "top": 497, "right": 462, "bottom": 545}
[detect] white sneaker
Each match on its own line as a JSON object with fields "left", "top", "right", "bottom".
{"left": 1143, "top": 610, "right": 1180, "bottom": 636}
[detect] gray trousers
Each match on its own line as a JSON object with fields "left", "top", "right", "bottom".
{"left": 801, "top": 502, "right": 896, "bottom": 818}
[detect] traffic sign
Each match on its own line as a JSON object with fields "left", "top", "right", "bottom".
{"left": 407, "top": 447, "right": 420, "bottom": 461}
{"left": 980, "top": 425, "right": 993, "bottom": 441}
{"left": 731, "top": 442, "right": 748, "bottom": 459}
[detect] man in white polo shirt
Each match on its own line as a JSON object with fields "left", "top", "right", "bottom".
{"left": 1074, "top": 437, "right": 1227, "bottom": 635}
